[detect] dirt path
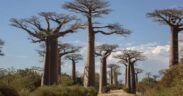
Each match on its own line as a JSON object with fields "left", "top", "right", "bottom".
{"left": 98, "top": 90, "right": 135, "bottom": 96}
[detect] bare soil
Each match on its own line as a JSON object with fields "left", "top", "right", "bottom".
{"left": 98, "top": 90, "right": 135, "bottom": 96}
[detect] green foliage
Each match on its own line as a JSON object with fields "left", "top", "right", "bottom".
{"left": 0, "top": 68, "right": 41, "bottom": 96}
{"left": 58, "top": 73, "right": 73, "bottom": 86}
{"left": 0, "top": 84, "right": 19, "bottom": 96}
{"left": 30, "top": 85, "right": 97, "bottom": 96}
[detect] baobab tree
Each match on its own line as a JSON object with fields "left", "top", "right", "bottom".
{"left": 117, "top": 60, "right": 128, "bottom": 88}
{"left": 95, "top": 44, "right": 118, "bottom": 93}
{"left": 147, "top": 8, "right": 183, "bottom": 66}
{"left": 63, "top": 0, "right": 130, "bottom": 87}
{"left": 114, "top": 49, "right": 145, "bottom": 94}
{"left": 58, "top": 43, "right": 81, "bottom": 75}
{"left": 37, "top": 43, "right": 81, "bottom": 75}
{"left": 108, "top": 64, "right": 120, "bottom": 86}
{"left": 112, "top": 65, "right": 120, "bottom": 86}
{"left": 135, "top": 68, "right": 143, "bottom": 83}
{"left": 146, "top": 72, "right": 152, "bottom": 86}
{"left": 10, "top": 12, "right": 82, "bottom": 85}
{"left": 108, "top": 64, "right": 116, "bottom": 85}
{"left": 65, "top": 53, "right": 83, "bottom": 84}
{"left": 0, "top": 39, "right": 4, "bottom": 56}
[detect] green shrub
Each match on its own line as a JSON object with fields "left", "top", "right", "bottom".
{"left": 0, "top": 85, "right": 19, "bottom": 96}
{"left": 58, "top": 73, "right": 73, "bottom": 86}
{"left": 30, "top": 85, "right": 97, "bottom": 96}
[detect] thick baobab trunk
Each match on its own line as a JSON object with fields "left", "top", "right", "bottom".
{"left": 169, "top": 27, "right": 179, "bottom": 66}
{"left": 72, "top": 60, "right": 76, "bottom": 84}
{"left": 127, "top": 64, "right": 132, "bottom": 92}
{"left": 58, "top": 56, "right": 61, "bottom": 75}
{"left": 112, "top": 71, "right": 117, "bottom": 86}
{"left": 84, "top": 15, "right": 95, "bottom": 87}
{"left": 110, "top": 67, "right": 113, "bottom": 85}
{"left": 130, "top": 63, "right": 136, "bottom": 94}
{"left": 42, "top": 36, "right": 58, "bottom": 85}
{"left": 114, "top": 71, "right": 118, "bottom": 86}
{"left": 125, "top": 66, "right": 128, "bottom": 88}
{"left": 135, "top": 73, "right": 138, "bottom": 84}
{"left": 99, "top": 57, "right": 107, "bottom": 93}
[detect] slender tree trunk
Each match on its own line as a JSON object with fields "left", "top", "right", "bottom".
{"left": 169, "top": 27, "right": 179, "bottom": 66}
{"left": 99, "top": 57, "right": 107, "bottom": 93}
{"left": 42, "top": 36, "right": 58, "bottom": 85}
{"left": 130, "top": 63, "right": 136, "bottom": 94}
{"left": 84, "top": 14, "right": 95, "bottom": 87}
{"left": 72, "top": 60, "right": 76, "bottom": 84}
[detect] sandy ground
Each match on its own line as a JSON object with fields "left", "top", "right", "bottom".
{"left": 98, "top": 90, "right": 136, "bottom": 96}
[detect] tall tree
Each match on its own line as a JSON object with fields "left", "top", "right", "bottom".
{"left": 117, "top": 60, "right": 128, "bottom": 88}
{"left": 147, "top": 8, "right": 183, "bottom": 66}
{"left": 37, "top": 43, "right": 81, "bottom": 75}
{"left": 10, "top": 12, "right": 81, "bottom": 85}
{"left": 0, "top": 39, "right": 4, "bottom": 56}
{"left": 135, "top": 68, "right": 143, "bottom": 83}
{"left": 65, "top": 53, "right": 83, "bottom": 84}
{"left": 146, "top": 72, "right": 152, "bottom": 86}
{"left": 95, "top": 44, "right": 118, "bottom": 93}
{"left": 63, "top": 0, "right": 130, "bottom": 87}
{"left": 112, "top": 65, "right": 120, "bottom": 86}
{"left": 108, "top": 64, "right": 116, "bottom": 85}
{"left": 58, "top": 43, "right": 81, "bottom": 75}
{"left": 114, "top": 49, "right": 145, "bottom": 94}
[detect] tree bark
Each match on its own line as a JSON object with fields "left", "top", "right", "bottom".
{"left": 127, "top": 64, "right": 131, "bottom": 92}
{"left": 99, "top": 57, "right": 107, "bottom": 93}
{"left": 125, "top": 67, "right": 128, "bottom": 88}
{"left": 72, "top": 60, "right": 76, "bottom": 84}
{"left": 42, "top": 36, "right": 58, "bottom": 85}
{"left": 135, "top": 73, "right": 138, "bottom": 84}
{"left": 130, "top": 63, "right": 136, "bottom": 94}
{"left": 110, "top": 67, "right": 113, "bottom": 85}
{"left": 114, "top": 71, "right": 118, "bottom": 86}
{"left": 169, "top": 27, "right": 179, "bottom": 66}
{"left": 84, "top": 14, "right": 95, "bottom": 87}
{"left": 58, "top": 56, "right": 61, "bottom": 75}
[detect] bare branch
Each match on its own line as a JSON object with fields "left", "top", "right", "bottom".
{"left": 114, "top": 49, "right": 146, "bottom": 65}
{"left": 63, "top": 0, "right": 111, "bottom": 18}
{"left": 64, "top": 53, "right": 83, "bottom": 62}
{"left": 59, "top": 43, "right": 81, "bottom": 57}
{"left": 95, "top": 44, "right": 118, "bottom": 58}
{"left": 94, "top": 23, "right": 131, "bottom": 36}
{"left": 147, "top": 8, "right": 183, "bottom": 27}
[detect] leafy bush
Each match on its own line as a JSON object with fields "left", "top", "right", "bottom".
{"left": 0, "top": 84, "right": 19, "bottom": 96}
{"left": 58, "top": 73, "right": 73, "bottom": 86}
{"left": 0, "top": 68, "right": 41, "bottom": 96}
{"left": 30, "top": 85, "right": 97, "bottom": 96}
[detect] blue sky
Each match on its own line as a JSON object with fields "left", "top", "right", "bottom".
{"left": 0, "top": 0, "right": 183, "bottom": 79}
